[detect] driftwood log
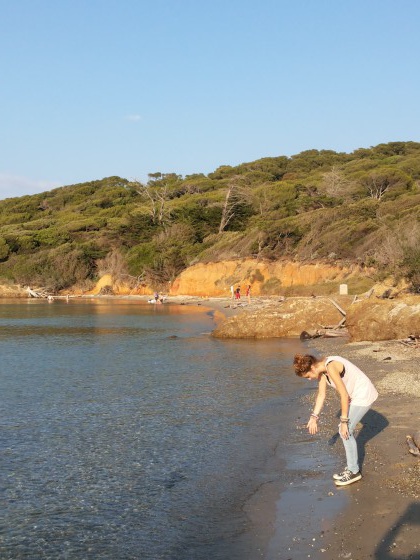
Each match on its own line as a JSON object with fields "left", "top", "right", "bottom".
{"left": 399, "top": 335, "right": 420, "bottom": 348}
{"left": 27, "top": 286, "right": 53, "bottom": 299}
{"left": 300, "top": 297, "right": 348, "bottom": 340}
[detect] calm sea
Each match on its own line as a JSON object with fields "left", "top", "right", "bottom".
{"left": 0, "top": 299, "right": 342, "bottom": 560}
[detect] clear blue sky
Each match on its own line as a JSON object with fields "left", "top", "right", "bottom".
{"left": 1, "top": 0, "right": 419, "bottom": 199}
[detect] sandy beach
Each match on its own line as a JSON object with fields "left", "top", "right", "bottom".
{"left": 183, "top": 295, "right": 420, "bottom": 559}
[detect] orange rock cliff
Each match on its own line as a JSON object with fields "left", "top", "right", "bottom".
{"left": 87, "top": 259, "right": 374, "bottom": 297}
{"left": 168, "top": 259, "right": 372, "bottom": 297}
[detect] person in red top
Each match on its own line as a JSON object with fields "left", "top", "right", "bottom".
{"left": 246, "top": 285, "right": 251, "bottom": 303}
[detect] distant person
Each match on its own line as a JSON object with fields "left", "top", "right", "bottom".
{"left": 230, "top": 285, "right": 235, "bottom": 300}
{"left": 246, "top": 285, "right": 251, "bottom": 303}
{"left": 293, "top": 354, "right": 378, "bottom": 487}
{"left": 154, "top": 292, "right": 159, "bottom": 302}
{"left": 235, "top": 287, "right": 241, "bottom": 300}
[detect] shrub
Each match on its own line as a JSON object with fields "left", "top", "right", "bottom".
{"left": 4, "top": 246, "right": 94, "bottom": 291}
{"left": 35, "top": 228, "right": 70, "bottom": 246}
{"left": 0, "top": 237, "right": 9, "bottom": 261}
{"left": 126, "top": 243, "right": 157, "bottom": 276}
{"left": 96, "top": 249, "right": 129, "bottom": 281}
{"left": 16, "top": 235, "right": 38, "bottom": 253}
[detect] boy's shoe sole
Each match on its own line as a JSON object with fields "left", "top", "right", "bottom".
{"left": 334, "top": 471, "right": 362, "bottom": 486}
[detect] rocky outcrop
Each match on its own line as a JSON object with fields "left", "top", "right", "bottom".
{"left": 212, "top": 294, "right": 420, "bottom": 341}
{"left": 170, "top": 259, "right": 371, "bottom": 297}
{"left": 347, "top": 298, "right": 420, "bottom": 342}
{"left": 212, "top": 297, "right": 348, "bottom": 338}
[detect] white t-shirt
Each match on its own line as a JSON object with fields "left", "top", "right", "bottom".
{"left": 324, "top": 356, "right": 378, "bottom": 407}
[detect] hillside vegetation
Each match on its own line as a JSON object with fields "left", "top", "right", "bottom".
{"left": 0, "top": 141, "right": 419, "bottom": 293}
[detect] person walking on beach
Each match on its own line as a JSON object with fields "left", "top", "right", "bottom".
{"left": 230, "top": 285, "right": 235, "bottom": 300}
{"left": 235, "top": 286, "right": 241, "bottom": 300}
{"left": 293, "top": 354, "right": 378, "bottom": 487}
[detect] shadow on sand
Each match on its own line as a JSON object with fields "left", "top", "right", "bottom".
{"left": 328, "top": 408, "right": 389, "bottom": 470}
{"left": 374, "top": 502, "right": 420, "bottom": 559}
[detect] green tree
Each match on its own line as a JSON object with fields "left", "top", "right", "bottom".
{"left": 360, "top": 167, "right": 411, "bottom": 200}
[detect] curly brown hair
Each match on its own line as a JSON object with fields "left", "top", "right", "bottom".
{"left": 293, "top": 354, "right": 317, "bottom": 377}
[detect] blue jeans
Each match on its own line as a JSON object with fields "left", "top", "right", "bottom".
{"left": 339, "top": 404, "right": 371, "bottom": 474}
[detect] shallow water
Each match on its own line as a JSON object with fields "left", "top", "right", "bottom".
{"left": 0, "top": 299, "right": 342, "bottom": 559}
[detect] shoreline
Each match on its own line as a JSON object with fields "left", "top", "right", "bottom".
{"left": 188, "top": 297, "right": 420, "bottom": 558}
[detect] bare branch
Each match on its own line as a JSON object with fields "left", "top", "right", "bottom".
{"left": 218, "top": 176, "right": 251, "bottom": 233}
{"left": 130, "top": 179, "right": 171, "bottom": 226}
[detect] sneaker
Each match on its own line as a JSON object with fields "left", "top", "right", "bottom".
{"left": 333, "top": 467, "right": 350, "bottom": 481}
{"left": 334, "top": 471, "right": 362, "bottom": 486}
